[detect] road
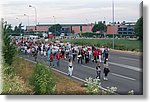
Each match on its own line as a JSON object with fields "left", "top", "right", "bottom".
{"left": 20, "top": 51, "right": 143, "bottom": 95}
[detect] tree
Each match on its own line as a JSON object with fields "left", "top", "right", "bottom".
{"left": 92, "top": 21, "right": 106, "bottom": 33}
{"left": 48, "top": 24, "right": 62, "bottom": 36}
{"left": 13, "top": 23, "right": 24, "bottom": 34}
{"left": 134, "top": 17, "right": 143, "bottom": 40}
{"left": 6, "top": 24, "right": 13, "bottom": 34}
{"left": 2, "top": 23, "right": 16, "bottom": 65}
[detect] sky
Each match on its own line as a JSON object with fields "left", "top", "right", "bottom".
{"left": 0, "top": 0, "right": 142, "bottom": 28}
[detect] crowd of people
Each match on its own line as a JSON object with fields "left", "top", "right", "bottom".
{"left": 12, "top": 37, "right": 110, "bottom": 81}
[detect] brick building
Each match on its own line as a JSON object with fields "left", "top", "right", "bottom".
{"left": 26, "top": 23, "right": 94, "bottom": 34}
{"left": 26, "top": 21, "right": 135, "bottom": 35}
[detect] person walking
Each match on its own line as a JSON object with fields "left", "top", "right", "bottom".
{"left": 103, "top": 60, "right": 110, "bottom": 81}
{"left": 103, "top": 46, "right": 110, "bottom": 80}
{"left": 98, "top": 48, "right": 102, "bottom": 64}
{"left": 67, "top": 58, "right": 73, "bottom": 76}
{"left": 93, "top": 48, "right": 98, "bottom": 63}
{"left": 47, "top": 47, "right": 51, "bottom": 61}
{"left": 77, "top": 50, "right": 82, "bottom": 64}
{"left": 72, "top": 48, "right": 76, "bottom": 61}
{"left": 96, "top": 62, "right": 102, "bottom": 79}
{"left": 56, "top": 51, "right": 61, "bottom": 67}
{"left": 33, "top": 48, "right": 38, "bottom": 62}
{"left": 85, "top": 50, "right": 89, "bottom": 64}
{"left": 49, "top": 52, "right": 54, "bottom": 67}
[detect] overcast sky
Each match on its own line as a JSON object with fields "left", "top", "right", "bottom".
{"left": 0, "top": 0, "right": 142, "bottom": 27}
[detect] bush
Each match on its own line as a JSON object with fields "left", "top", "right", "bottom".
{"left": 29, "top": 63, "right": 56, "bottom": 94}
{"left": 2, "top": 64, "right": 33, "bottom": 94}
{"left": 84, "top": 77, "right": 101, "bottom": 94}
{"left": 3, "top": 64, "right": 16, "bottom": 78}
{"left": 2, "top": 75, "right": 33, "bottom": 95}
{"left": 84, "top": 77, "right": 117, "bottom": 95}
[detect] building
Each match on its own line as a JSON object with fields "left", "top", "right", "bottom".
{"left": 26, "top": 21, "right": 136, "bottom": 35}
{"left": 106, "top": 21, "right": 136, "bottom": 35}
{"left": 106, "top": 24, "right": 118, "bottom": 34}
{"left": 26, "top": 23, "right": 94, "bottom": 34}
{"left": 118, "top": 22, "right": 135, "bottom": 35}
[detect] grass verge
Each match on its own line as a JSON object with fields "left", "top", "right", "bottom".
{"left": 62, "top": 39, "right": 142, "bottom": 52}
{"left": 10, "top": 57, "right": 86, "bottom": 94}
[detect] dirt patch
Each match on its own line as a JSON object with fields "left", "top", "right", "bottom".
{"left": 53, "top": 71, "right": 86, "bottom": 95}
{"left": 12, "top": 57, "right": 35, "bottom": 81}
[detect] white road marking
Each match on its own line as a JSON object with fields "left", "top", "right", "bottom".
{"left": 109, "top": 62, "right": 142, "bottom": 72}
{"left": 81, "top": 65, "right": 95, "bottom": 70}
{"left": 111, "top": 73, "right": 136, "bottom": 81}
{"left": 119, "top": 57, "right": 140, "bottom": 61}
{"left": 81, "top": 65, "right": 136, "bottom": 81}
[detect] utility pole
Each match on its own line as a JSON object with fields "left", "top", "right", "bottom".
{"left": 29, "top": 5, "right": 37, "bottom": 33}
{"left": 112, "top": 0, "right": 115, "bottom": 49}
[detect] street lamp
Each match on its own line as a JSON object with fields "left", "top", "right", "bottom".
{"left": 24, "top": 14, "right": 29, "bottom": 27}
{"left": 29, "top": 5, "right": 37, "bottom": 31}
{"left": 86, "top": 19, "right": 89, "bottom": 33}
{"left": 16, "top": 17, "right": 21, "bottom": 23}
{"left": 16, "top": 17, "right": 22, "bottom": 34}
{"left": 112, "top": 0, "right": 115, "bottom": 49}
{"left": 53, "top": 16, "right": 56, "bottom": 37}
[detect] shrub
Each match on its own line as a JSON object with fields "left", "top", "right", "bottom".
{"left": 2, "top": 25, "right": 16, "bottom": 65}
{"left": 3, "top": 64, "right": 16, "bottom": 78}
{"left": 84, "top": 77, "right": 101, "bottom": 95}
{"left": 29, "top": 63, "right": 56, "bottom": 94}
{"left": 2, "top": 64, "right": 33, "bottom": 94}
{"left": 2, "top": 75, "right": 33, "bottom": 95}
{"left": 128, "top": 90, "right": 134, "bottom": 95}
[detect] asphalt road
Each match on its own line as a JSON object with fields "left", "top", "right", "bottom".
{"left": 20, "top": 51, "right": 143, "bottom": 95}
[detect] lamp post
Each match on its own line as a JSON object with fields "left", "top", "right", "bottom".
{"left": 24, "top": 14, "right": 29, "bottom": 27}
{"left": 29, "top": 5, "right": 37, "bottom": 32}
{"left": 16, "top": 17, "right": 22, "bottom": 34}
{"left": 53, "top": 16, "right": 56, "bottom": 37}
{"left": 86, "top": 19, "right": 89, "bottom": 33}
{"left": 112, "top": 0, "right": 115, "bottom": 49}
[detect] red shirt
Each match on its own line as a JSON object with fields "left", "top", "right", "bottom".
{"left": 98, "top": 49, "right": 102, "bottom": 55}
{"left": 56, "top": 53, "right": 61, "bottom": 60}
{"left": 93, "top": 49, "right": 98, "bottom": 57}
{"left": 50, "top": 54, "right": 54, "bottom": 60}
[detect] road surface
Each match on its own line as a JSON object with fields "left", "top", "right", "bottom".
{"left": 20, "top": 51, "right": 143, "bottom": 95}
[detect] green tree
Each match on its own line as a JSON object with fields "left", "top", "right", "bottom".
{"left": 134, "top": 17, "right": 143, "bottom": 40}
{"left": 2, "top": 23, "right": 16, "bottom": 65}
{"left": 13, "top": 23, "right": 24, "bottom": 34}
{"left": 92, "top": 21, "right": 106, "bottom": 33}
{"left": 6, "top": 24, "right": 13, "bottom": 34}
{"left": 48, "top": 24, "right": 62, "bottom": 36}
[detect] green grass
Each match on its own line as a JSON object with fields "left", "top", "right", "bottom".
{"left": 62, "top": 39, "right": 142, "bottom": 52}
